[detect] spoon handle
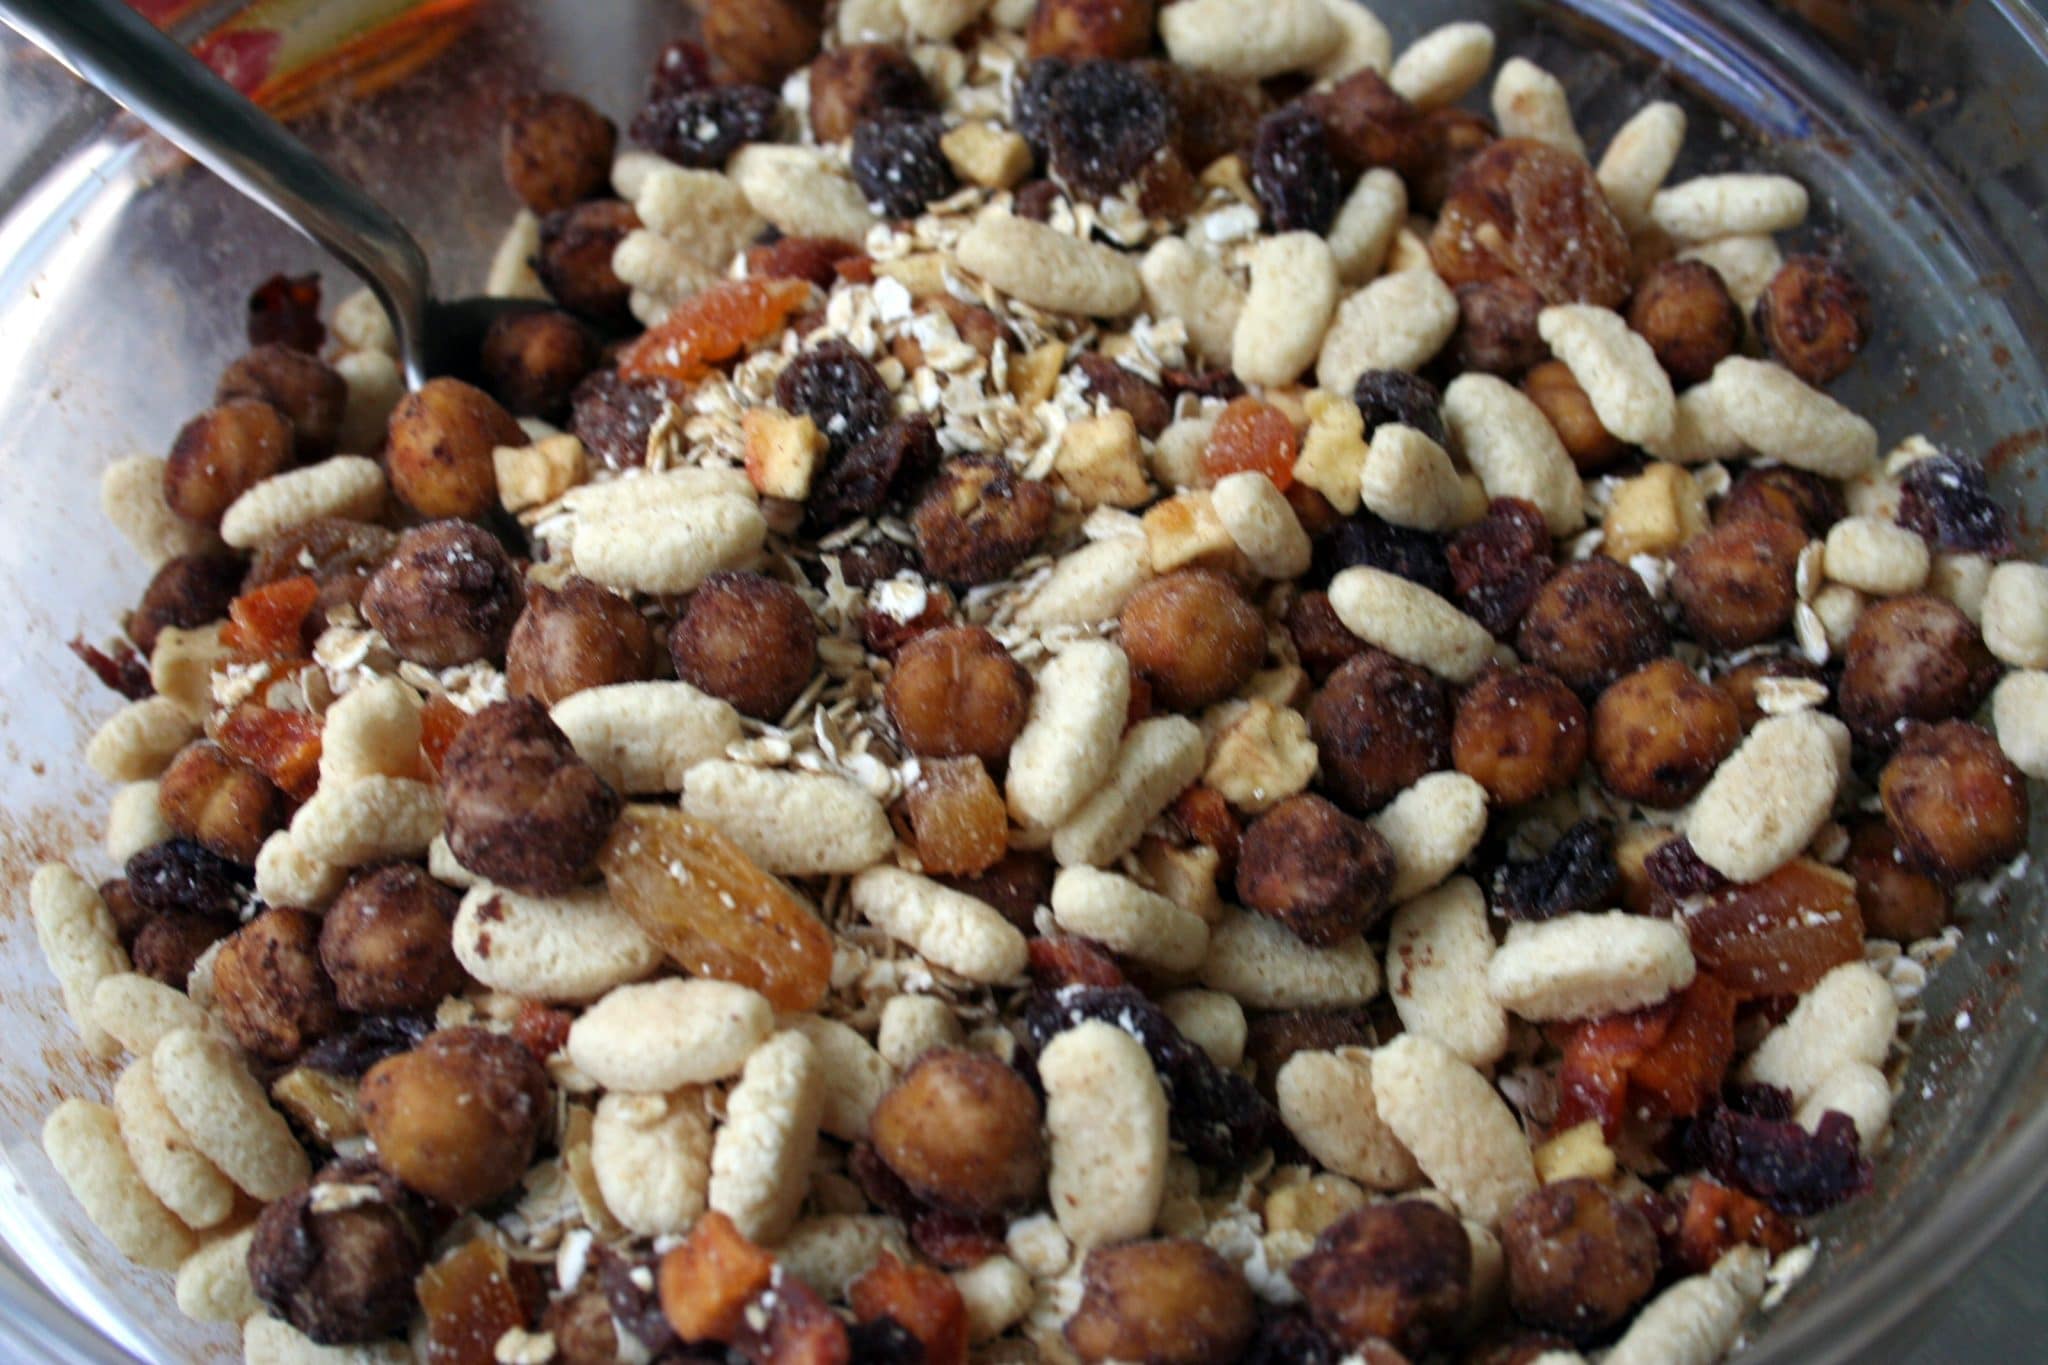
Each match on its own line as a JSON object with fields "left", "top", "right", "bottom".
{"left": 0, "top": 0, "right": 433, "bottom": 385}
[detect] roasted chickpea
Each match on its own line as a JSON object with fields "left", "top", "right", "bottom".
{"left": 479, "top": 309, "right": 598, "bottom": 420}
{"left": 213, "top": 907, "right": 343, "bottom": 1063}
{"left": 1028, "top": 0, "right": 1156, "bottom": 61}
{"left": 544, "top": 1286, "right": 622, "bottom": 1365}
{"left": 157, "top": 741, "right": 284, "bottom": 866}
{"left": 1120, "top": 570, "right": 1266, "bottom": 713}
{"left": 884, "top": 626, "right": 1032, "bottom": 762}
{"left": 248, "top": 1160, "right": 427, "bottom": 1346}
{"left": 807, "top": 43, "right": 931, "bottom": 143}
{"left": 360, "top": 1027, "right": 551, "bottom": 1210}
{"left": 1452, "top": 666, "right": 1590, "bottom": 805}
{"left": 1716, "top": 654, "right": 1829, "bottom": 732}
{"left": 132, "top": 913, "right": 233, "bottom": 989}
{"left": 385, "top": 378, "right": 526, "bottom": 520}
{"left": 1236, "top": 794, "right": 1395, "bottom": 945}
{"left": 1591, "top": 659, "right": 1741, "bottom": 809}
{"left": 701, "top": 0, "right": 823, "bottom": 85}
{"left": 1845, "top": 818, "right": 1952, "bottom": 942}
{"left": 440, "top": 698, "right": 622, "bottom": 895}
{"left": 1285, "top": 589, "right": 1367, "bottom": 684}
{"left": 246, "top": 517, "right": 398, "bottom": 617}
{"left": 1408, "top": 106, "right": 1497, "bottom": 214}
{"left": 501, "top": 92, "right": 617, "bottom": 214}
{"left": 1880, "top": 721, "right": 2029, "bottom": 883}
{"left": 1454, "top": 277, "right": 1548, "bottom": 377}
{"left": 1065, "top": 1239, "right": 1256, "bottom": 1365}
{"left": 163, "top": 398, "right": 295, "bottom": 528}
{"left": 506, "top": 576, "right": 659, "bottom": 706}
{"left": 1627, "top": 259, "right": 1742, "bottom": 387}
{"left": 217, "top": 345, "right": 349, "bottom": 461}
{"left": 1522, "top": 360, "right": 1623, "bottom": 473}
{"left": 1668, "top": 515, "right": 1807, "bottom": 652}
{"left": 535, "top": 199, "right": 640, "bottom": 325}
{"left": 869, "top": 1049, "right": 1045, "bottom": 1216}
{"left": 1516, "top": 559, "right": 1669, "bottom": 698}
{"left": 361, "top": 521, "right": 524, "bottom": 669}
{"left": 1500, "top": 1178, "right": 1658, "bottom": 1341}
{"left": 1838, "top": 594, "right": 2001, "bottom": 752}
{"left": 1308, "top": 649, "right": 1452, "bottom": 815}
{"left": 130, "top": 552, "right": 245, "bottom": 655}
{"left": 1289, "top": 1202, "right": 1471, "bottom": 1355}
{"left": 319, "top": 864, "right": 466, "bottom": 1014}
{"left": 1755, "top": 253, "right": 1873, "bottom": 387}
{"left": 1716, "top": 465, "right": 1844, "bottom": 536}
{"left": 913, "top": 457, "right": 1056, "bottom": 586}
{"left": 669, "top": 571, "right": 819, "bottom": 721}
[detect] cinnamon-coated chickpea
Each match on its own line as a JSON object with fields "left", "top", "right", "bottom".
{"left": 130, "top": 552, "right": 244, "bottom": 655}
{"left": 132, "top": 914, "right": 233, "bottom": 989}
{"left": 248, "top": 1160, "right": 427, "bottom": 1346}
{"left": 246, "top": 517, "right": 397, "bottom": 618}
{"left": 385, "top": 378, "right": 526, "bottom": 520}
{"left": 506, "top": 576, "right": 660, "bottom": 706}
{"left": 1755, "top": 254, "right": 1873, "bottom": 388}
{"left": 913, "top": 457, "right": 1056, "bottom": 587}
{"left": 1028, "top": 0, "right": 1156, "bottom": 61}
{"left": 360, "top": 1027, "right": 552, "bottom": 1209}
{"left": 319, "top": 864, "right": 467, "bottom": 1014}
{"left": 1454, "top": 278, "right": 1548, "bottom": 377}
{"left": 700, "top": 0, "right": 823, "bottom": 86}
{"left": 440, "top": 698, "right": 621, "bottom": 895}
{"left": 1522, "top": 360, "right": 1623, "bottom": 473}
{"left": 163, "top": 398, "right": 294, "bottom": 528}
{"left": 1452, "top": 666, "right": 1590, "bottom": 805}
{"left": 884, "top": 626, "right": 1032, "bottom": 762}
{"left": 218, "top": 345, "right": 349, "bottom": 461}
{"left": 535, "top": 199, "right": 640, "bottom": 325}
{"left": 1308, "top": 649, "right": 1451, "bottom": 814}
{"left": 807, "top": 43, "right": 931, "bottom": 143}
{"left": 361, "top": 521, "right": 524, "bottom": 669}
{"left": 1843, "top": 818, "right": 1951, "bottom": 942}
{"left": 1286, "top": 589, "right": 1367, "bottom": 683}
{"left": 1627, "top": 259, "right": 1741, "bottom": 387}
{"left": 1592, "top": 658, "right": 1741, "bottom": 808}
{"left": 501, "top": 92, "right": 617, "bottom": 215}
{"left": 669, "top": 571, "right": 819, "bottom": 722}
{"left": 1880, "top": 721, "right": 2029, "bottom": 883}
{"left": 1289, "top": 1202, "right": 1471, "bottom": 1355}
{"left": 1716, "top": 466, "right": 1843, "bottom": 537}
{"left": 1838, "top": 594, "right": 2001, "bottom": 752}
{"left": 869, "top": 1049, "right": 1045, "bottom": 1216}
{"left": 213, "top": 907, "right": 342, "bottom": 1063}
{"left": 1066, "top": 1239, "right": 1257, "bottom": 1365}
{"left": 1517, "top": 559, "right": 1669, "bottom": 698}
{"left": 1236, "top": 794, "right": 1396, "bottom": 945}
{"left": 1121, "top": 570, "right": 1266, "bottom": 713}
{"left": 1716, "top": 655, "right": 1829, "bottom": 732}
{"left": 1500, "top": 1178, "right": 1659, "bottom": 1341}
{"left": 479, "top": 309, "right": 598, "bottom": 420}
{"left": 157, "top": 740, "right": 284, "bottom": 866}
{"left": 1669, "top": 514, "right": 1808, "bottom": 651}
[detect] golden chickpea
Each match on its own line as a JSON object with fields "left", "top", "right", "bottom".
{"left": 869, "top": 1049, "right": 1045, "bottom": 1216}
{"left": 1120, "top": 570, "right": 1267, "bottom": 713}
{"left": 701, "top": 0, "right": 823, "bottom": 86}
{"left": 385, "top": 377, "right": 526, "bottom": 520}
{"left": 1517, "top": 559, "right": 1669, "bottom": 698}
{"left": 1522, "top": 360, "right": 1623, "bottom": 473}
{"left": 669, "top": 571, "right": 819, "bottom": 722}
{"left": 1627, "top": 259, "right": 1741, "bottom": 387}
{"left": 1592, "top": 658, "right": 1741, "bottom": 808}
{"left": 1500, "top": 1178, "right": 1658, "bottom": 1341}
{"left": 156, "top": 740, "right": 284, "bottom": 866}
{"left": 163, "top": 398, "right": 294, "bottom": 528}
{"left": 1066, "top": 1239, "right": 1256, "bottom": 1365}
{"left": 1755, "top": 253, "right": 1872, "bottom": 388}
{"left": 360, "top": 1027, "right": 551, "bottom": 1210}
{"left": 1880, "top": 721, "right": 2029, "bottom": 883}
{"left": 1669, "top": 514, "right": 1808, "bottom": 651}
{"left": 1452, "top": 666, "right": 1590, "bottom": 805}
{"left": 884, "top": 626, "right": 1032, "bottom": 763}
{"left": 501, "top": 92, "right": 617, "bottom": 215}
{"left": 217, "top": 345, "right": 348, "bottom": 461}
{"left": 506, "top": 576, "right": 659, "bottom": 706}
{"left": 213, "top": 907, "right": 343, "bottom": 1063}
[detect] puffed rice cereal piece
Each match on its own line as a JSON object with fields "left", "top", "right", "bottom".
{"left": 682, "top": 761, "right": 893, "bottom": 875}
{"left": 452, "top": 882, "right": 662, "bottom": 1003}
{"left": 1993, "top": 671, "right": 2048, "bottom": 779}
{"left": 485, "top": 209, "right": 547, "bottom": 299}
{"left": 1138, "top": 839, "right": 1226, "bottom": 924}
{"left": 113, "top": 1055, "right": 236, "bottom": 1231}
{"left": 1040, "top": 1020, "right": 1170, "bottom": 1248}
{"left": 573, "top": 495, "right": 768, "bottom": 596}
{"left": 1684, "top": 711, "right": 1849, "bottom": 883}
{"left": 1642, "top": 383, "right": 1746, "bottom": 467}
{"left": 1930, "top": 552, "right": 1995, "bottom": 624}
{"left": 1276, "top": 1047, "right": 1424, "bottom": 1191}
{"left": 1371, "top": 1033, "right": 1539, "bottom": 1227}
{"left": 31, "top": 865, "right": 127, "bottom": 1058}
{"left": 1313, "top": 0, "right": 1392, "bottom": 80}
{"left": 1708, "top": 356, "right": 1878, "bottom": 478}
{"left": 788, "top": 1016, "right": 894, "bottom": 1143}
{"left": 632, "top": 166, "right": 766, "bottom": 268}
{"left": 1159, "top": 0, "right": 1342, "bottom": 80}
{"left": 151, "top": 1027, "right": 310, "bottom": 1200}
{"left": 1292, "top": 391, "right": 1370, "bottom": 514}
{"left": 1158, "top": 990, "right": 1246, "bottom": 1069}
{"left": 102, "top": 455, "right": 216, "bottom": 566}
{"left": 1014, "top": 536, "right": 1155, "bottom": 628}
{"left": 1741, "top": 961, "right": 1896, "bottom": 1105}
{"left": 956, "top": 212, "right": 1143, "bottom": 318}
{"left": 331, "top": 288, "right": 397, "bottom": 356}
{"left": 1233, "top": 232, "right": 1341, "bottom": 387}
{"left": 148, "top": 624, "right": 229, "bottom": 721}
{"left": 1360, "top": 422, "right": 1484, "bottom": 532}
{"left": 567, "top": 977, "right": 773, "bottom": 1091}
{"left": 1491, "top": 57, "right": 1584, "bottom": 159}
{"left": 1486, "top": 912, "right": 1696, "bottom": 1023}
{"left": 1650, "top": 175, "right": 1810, "bottom": 243}
{"left": 335, "top": 350, "right": 405, "bottom": 457}
{"left": 289, "top": 776, "right": 441, "bottom": 866}
{"left": 591, "top": 1089, "right": 715, "bottom": 1236}
{"left": 1051, "top": 866, "right": 1209, "bottom": 974}
{"left": 91, "top": 972, "right": 210, "bottom": 1058}
{"left": 1982, "top": 561, "right": 2048, "bottom": 668}
{"left": 219, "top": 456, "right": 385, "bottom": 550}
{"left": 552, "top": 681, "right": 744, "bottom": 796}
{"left": 1050, "top": 716, "right": 1205, "bottom": 867}
{"left": 495, "top": 433, "right": 587, "bottom": 513}
{"left": 1328, "top": 168, "right": 1407, "bottom": 285}
{"left": 730, "top": 145, "right": 878, "bottom": 242}
{"left": 1213, "top": 471, "right": 1313, "bottom": 580}
{"left": 105, "top": 780, "right": 172, "bottom": 865}
{"left": 176, "top": 1225, "right": 261, "bottom": 1324}
{"left": 1200, "top": 698, "right": 1317, "bottom": 813}
{"left": 1605, "top": 1247, "right": 1767, "bottom": 1365}
{"left": 954, "top": 1255, "right": 1035, "bottom": 1343}
{"left": 877, "top": 994, "right": 964, "bottom": 1069}
{"left": 850, "top": 867, "right": 1030, "bottom": 983}
{"left": 1538, "top": 305, "right": 1677, "bottom": 447}
{"left": 318, "top": 675, "right": 424, "bottom": 786}
{"left": 708, "top": 1028, "right": 826, "bottom": 1244}
{"left": 1796, "top": 1062, "right": 1893, "bottom": 1153}
{"left": 1387, "top": 878, "right": 1508, "bottom": 1067}
{"left": 86, "top": 695, "right": 200, "bottom": 783}
{"left": 780, "top": 1215, "right": 910, "bottom": 1301}
{"left": 243, "top": 1314, "right": 412, "bottom": 1364}
{"left": 1373, "top": 772, "right": 1490, "bottom": 904}
{"left": 1139, "top": 237, "right": 1246, "bottom": 364}
{"left": 43, "top": 1099, "right": 196, "bottom": 1272}
{"left": 1316, "top": 266, "right": 1459, "bottom": 394}
{"left": 1597, "top": 101, "right": 1686, "bottom": 232}
{"left": 1328, "top": 566, "right": 1495, "bottom": 683}
{"left": 1819, "top": 516, "right": 1929, "bottom": 597}
{"left": 254, "top": 829, "right": 348, "bottom": 912}
{"left": 1199, "top": 910, "right": 1382, "bottom": 1009}
{"left": 1008, "top": 639, "right": 1133, "bottom": 829}
{"left": 1389, "top": 21, "right": 1496, "bottom": 111}
{"left": 1442, "top": 373, "right": 1587, "bottom": 536}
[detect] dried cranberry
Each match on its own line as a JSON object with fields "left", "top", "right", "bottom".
{"left": 1027, "top": 935, "right": 1127, "bottom": 990}
{"left": 1688, "top": 1104, "right": 1873, "bottom": 1216}
{"left": 1448, "top": 498, "right": 1555, "bottom": 639}
{"left": 246, "top": 273, "right": 324, "bottom": 353}
{"left": 1644, "top": 836, "right": 1728, "bottom": 899}
{"left": 1043, "top": 60, "right": 1174, "bottom": 202}
{"left": 1243, "top": 1311, "right": 1340, "bottom": 1365}
{"left": 629, "top": 84, "right": 780, "bottom": 168}
{"left": 569, "top": 370, "right": 685, "bottom": 471}
{"left": 1898, "top": 452, "right": 2014, "bottom": 557}
{"left": 646, "top": 38, "right": 716, "bottom": 101}
{"left": 1023, "top": 985, "right": 1273, "bottom": 1167}
{"left": 808, "top": 414, "right": 939, "bottom": 529}
{"left": 296, "top": 1015, "right": 432, "bottom": 1078}
{"left": 69, "top": 638, "right": 153, "bottom": 700}
{"left": 852, "top": 111, "right": 958, "bottom": 219}
{"left": 1492, "top": 821, "right": 1616, "bottom": 922}
{"left": 777, "top": 340, "right": 894, "bottom": 454}
{"left": 126, "top": 839, "right": 252, "bottom": 918}
{"left": 1251, "top": 104, "right": 1345, "bottom": 235}
{"left": 847, "top": 1316, "right": 925, "bottom": 1364}
{"left": 1013, "top": 58, "right": 1070, "bottom": 155}
{"left": 1352, "top": 369, "right": 1446, "bottom": 446}
{"left": 1314, "top": 511, "right": 1454, "bottom": 598}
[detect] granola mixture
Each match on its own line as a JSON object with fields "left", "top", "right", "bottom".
{"left": 37, "top": 1, "right": 2048, "bottom": 1362}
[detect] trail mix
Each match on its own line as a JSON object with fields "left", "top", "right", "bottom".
{"left": 37, "top": 0, "right": 2048, "bottom": 1362}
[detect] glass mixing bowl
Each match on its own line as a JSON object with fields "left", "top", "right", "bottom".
{"left": 0, "top": 1, "right": 2043, "bottom": 1360}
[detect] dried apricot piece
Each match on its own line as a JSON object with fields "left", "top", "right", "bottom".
{"left": 215, "top": 704, "right": 323, "bottom": 802}
{"left": 618, "top": 278, "right": 813, "bottom": 384}
{"left": 851, "top": 1252, "right": 969, "bottom": 1365}
{"left": 905, "top": 757, "right": 1009, "bottom": 876}
{"left": 659, "top": 1210, "right": 776, "bottom": 1343}
{"left": 598, "top": 806, "right": 833, "bottom": 1011}
{"left": 1683, "top": 859, "right": 1865, "bottom": 998}
{"left": 222, "top": 575, "right": 320, "bottom": 664}
{"left": 1202, "top": 397, "right": 1297, "bottom": 489}
{"left": 418, "top": 694, "right": 467, "bottom": 775}
{"left": 1627, "top": 975, "right": 1737, "bottom": 1120}
{"left": 417, "top": 1237, "right": 538, "bottom": 1365}
{"left": 1553, "top": 1002, "right": 1675, "bottom": 1137}
{"left": 1675, "top": 1176, "right": 1799, "bottom": 1276}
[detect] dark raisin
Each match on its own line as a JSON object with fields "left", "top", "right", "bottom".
{"left": 1073, "top": 353, "right": 1172, "bottom": 438}
{"left": 629, "top": 84, "right": 781, "bottom": 168}
{"left": 1136, "top": 60, "right": 1268, "bottom": 172}
{"left": 1306, "top": 69, "right": 1421, "bottom": 180}
{"left": 1492, "top": 821, "right": 1616, "bottom": 922}
{"left": 246, "top": 273, "right": 324, "bottom": 353}
{"left": 1407, "top": 107, "right": 1496, "bottom": 214}
{"left": 1027, "top": 935, "right": 1128, "bottom": 990}
{"left": 836, "top": 541, "right": 920, "bottom": 589}
{"left": 1898, "top": 452, "right": 2014, "bottom": 557}
{"left": 1448, "top": 498, "right": 1555, "bottom": 640}
{"left": 1314, "top": 512, "right": 1453, "bottom": 598}
{"left": 809, "top": 414, "right": 940, "bottom": 530}
{"left": 848, "top": 1315, "right": 927, "bottom": 1364}
{"left": 646, "top": 38, "right": 716, "bottom": 101}
{"left": 297, "top": 1015, "right": 434, "bottom": 1079}
{"left": 776, "top": 340, "right": 895, "bottom": 455}
{"left": 1013, "top": 178, "right": 1065, "bottom": 221}
{"left": 569, "top": 371, "right": 685, "bottom": 471}
{"left": 126, "top": 839, "right": 252, "bottom": 918}
{"left": 1243, "top": 1310, "right": 1341, "bottom": 1365}
{"left": 1160, "top": 367, "right": 1245, "bottom": 402}
{"left": 943, "top": 851, "right": 1056, "bottom": 932}
{"left": 1251, "top": 104, "right": 1345, "bottom": 235}
{"left": 596, "top": 1247, "right": 679, "bottom": 1356}
{"left": 133, "top": 915, "right": 235, "bottom": 988}
{"left": 1453, "top": 277, "right": 1549, "bottom": 377}
{"left": 69, "top": 638, "right": 153, "bottom": 701}
{"left": 1013, "top": 58, "right": 1072, "bottom": 156}
{"left": 852, "top": 112, "right": 958, "bottom": 219}
{"left": 99, "top": 879, "right": 151, "bottom": 947}
{"left": 1644, "top": 836, "right": 1728, "bottom": 899}
{"left": 1043, "top": 60, "right": 1174, "bottom": 202}
{"left": 909, "top": 1206, "right": 1008, "bottom": 1269}
{"left": 1023, "top": 986, "right": 1273, "bottom": 1168}
{"left": 1352, "top": 370, "right": 1446, "bottom": 446}
{"left": 1686, "top": 1105, "right": 1873, "bottom": 1216}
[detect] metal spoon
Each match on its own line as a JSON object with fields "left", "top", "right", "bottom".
{"left": 0, "top": 0, "right": 534, "bottom": 388}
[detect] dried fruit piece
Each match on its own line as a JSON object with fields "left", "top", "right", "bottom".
{"left": 246, "top": 271, "right": 324, "bottom": 352}
{"left": 735, "top": 1274, "right": 850, "bottom": 1365}
{"left": 1683, "top": 859, "right": 1865, "bottom": 998}
{"left": 1897, "top": 451, "right": 2014, "bottom": 557}
{"left": 417, "top": 1236, "right": 537, "bottom": 1365}
{"left": 1074, "top": 353, "right": 1172, "bottom": 438}
{"left": 851, "top": 1252, "right": 969, "bottom": 1365}
{"left": 1626, "top": 975, "right": 1737, "bottom": 1121}
{"left": 70, "top": 637, "right": 153, "bottom": 700}
{"left": 658, "top": 1210, "right": 775, "bottom": 1343}
{"left": 1687, "top": 1104, "right": 1873, "bottom": 1216}
{"left": 630, "top": 84, "right": 781, "bottom": 168}
{"left": 1492, "top": 821, "right": 1615, "bottom": 923}
{"left": 1028, "top": 934, "right": 1127, "bottom": 989}
{"left": 1674, "top": 1176, "right": 1799, "bottom": 1276}
{"left": 1431, "top": 139, "right": 1631, "bottom": 307}
{"left": 126, "top": 838, "right": 249, "bottom": 918}
{"left": 1203, "top": 397, "right": 1299, "bottom": 488}
{"left": 1045, "top": 60, "right": 1175, "bottom": 202}
{"left": 777, "top": 339, "right": 896, "bottom": 455}
{"left": 1251, "top": 104, "right": 1344, "bottom": 235}
{"left": 853, "top": 112, "right": 959, "bottom": 218}
{"left": 1553, "top": 1001, "right": 1674, "bottom": 1137}
{"left": 617, "top": 278, "right": 813, "bottom": 385}
{"left": 906, "top": 758, "right": 1009, "bottom": 876}
{"left": 222, "top": 575, "right": 320, "bottom": 665}
{"left": 570, "top": 371, "right": 687, "bottom": 471}
{"left": 1307, "top": 70, "right": 1421, "bottom": 179}
{"left": 216, "top": 704, "right": 323, "bottom": 803}
{"left": 598, "top": 805, "right": 834, "bottom": 1011}
{"left": 747, "top": 235, "right": 866, "bottom": 287}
